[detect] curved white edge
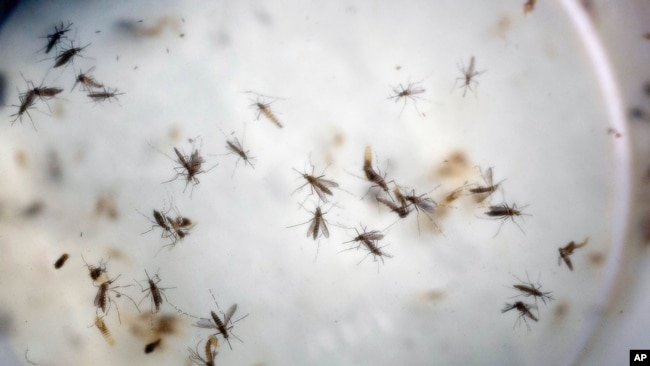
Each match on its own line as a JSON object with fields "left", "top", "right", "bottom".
{"left": 557, "top": 0, "right": 631, "bottom": 365}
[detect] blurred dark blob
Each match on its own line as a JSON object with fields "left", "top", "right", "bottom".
{"left": 46, "top": 150, "right": 63, "bottom": 182}
{"left": 0, "top": 0, "right": 19, "bottom": 33}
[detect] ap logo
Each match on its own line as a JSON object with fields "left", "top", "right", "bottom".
{"left": 631, "top": 350, "right": 650, "bottom": 365}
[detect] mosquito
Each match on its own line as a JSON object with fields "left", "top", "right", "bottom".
{"left": 194, "top": 290, "right": 248, "bottom": 350}
{"left": 86, "top": 87, "right": 123, "bottom": 103}
{"left": 404, "top": 187, "right": 444, "bottom": 235}
{"left": 54, "top": 41, "right": 89, "bottom": 68}
{"left": 137, "top": 270, "right": 173, "bottom": 314}
{"left": 94, "top": 316, "right": 115, "bottom": 346}
{"left": 164, "top": 138, "right": 216, "bottom": 194}
{"left": 72, "top": 66, "right": 104, "bottom": 91}
{"left": 343, "top": 225, "right": 392, "bottom": 264}
{"left": 485, "top": 202, "right": 529, "bottom": 237}
{"left": 43, "top": 21, "right": 73, "bottom": 54}
{"left": 363, "top": 145, "right": 390, "bottom": 194}
{"left": 287, "top": 206, "right": 332, "bottom": 241}
{"left": 188, "top": 335, "right": 219, "bottom": 366}
{"left": 247, "top": 92, "right": 283, "bottom": 128}
{"left": 54, "top": 253, "right": 69, "bottom": 269}
{"left": 9, "top": 89, "right": 38, "bottom": 128}
{"left": 166, "top": 214, "right": 194, "bottom": 242}
{"left": 456, "top": 56, "right": 485, "bottom": 97}
{"left": 468, "top": 167, "right": 502, "bottom": 203}
{"left": 292, "top": 159, "right": 339, "bottom": 204}
{"left": 94, "top": 274, "right": 139, "bottom": 324}
{"left": 377, "top": 186, "right": 410, "bottom": 218}
{"left": 558, "top": 237, "right": 589, "bottom": 271}
{"left": 389, "top": 80, "right": 427, "bottom": 116}
{"left": 511, "top": 273, "right": 554, "bottom": 306}
{"left": 501, "top": 301, "right": 538, "bottom": 331}
{"left": 225, "top": 136, "right": 255, "bottom": 169}
{"left": 81, "top": 255, "right": 109, "bottom": 282}
{"left": 144, "top": 338, "right": 162, "bottom": 354}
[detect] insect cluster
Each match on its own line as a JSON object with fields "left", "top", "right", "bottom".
{"left": 6, "top": 7, "right": 604, "bottom": 365}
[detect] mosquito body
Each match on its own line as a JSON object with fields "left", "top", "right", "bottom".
{"left": 377, "top": 187, "right": 410, "bottom": 218}
{"left": 94, "top": 275, "right": 138, "bottom": 323}
{"left": 225, "top": 136, "right": 255, "bottom": 168}
{"left": 165, "top": 140, "right": 214, "bottom": 193}
{"left": 558, "top": 237, "right": 589, "bottom": 271}
{"left": 188, "top": 335, "right": 218, "bottom": 366}
{"left": 144, "top": 338, "right": 162, "bottom": 354}
{"left": 54, "top": 253, "right": 69, "bottom": 269}
{"left": 32, "top": 86, "right": 64, "bottom": 100}
{"left": 44, "top": 22, "right": 73, "bottom": 54}
{"left": 94, "top": 316, "right": 115, "bottom": 345}
{"left": 288, "top": 206, "right": 330, "bottom": 240}
{"left": 485, "top": 202, "right": 528, "bottom": 236}
{"left": 501, "top": 301, "right": 538, "bottom": 331}
{"left": 10, "top": 91, "right": 37, "bottom": 127}
{"left": 73, "top": 66, "right": 104, "bottom": 91}
{"left": 456, "top": 56, "right": 484, "bottom": 97}
{"left": 54, "top": 42, "right": 89, "bottom": 68}
{"left": 81, "top": 255, "right": 108, "bottom": 282}
{"left": 344, "top": 226, "right": 392, "bottom": 263}
{"left": 363, "top": 145, "right": 390, "bottom": 193}
{"left": 86, "top": 88, "right": 123, "bottom": 103}
{"left": 292, "top": 164, "right": 339, "bottom": 203}
{"left": 389, "top": 81, "right": 426, "bottom": 115}
{"left": 138, "top": 270, "right": 171, "bottom": 314}
{"left": 468, "top": 167, "right": 501, "bottom": 202}
{"left": 405, "top": 190, "right": 437, "bottom": 214}
{"left": 195, "top": 291, "right": 248, "bottom": 350}
{"left": 512, "top": 274, "right": 554, "bottom": 305}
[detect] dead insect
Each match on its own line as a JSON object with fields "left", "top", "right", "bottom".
{"left": 166, "top": 215, "right": 194, "bottom": 241}
{"left": 405, "top": 189, "right": 437, "bottom": 214}
{"left": 388, "top": 80, "right": 427, "bottom": 115}
{"left": 558, "top": 237, "right": 589, "bottom": 271}
{"left": 43, "top": 22, "right": 73, "bottom": 54}
{"left": 31, "top": 86, "right": 64, "bottom": 100}
{"left": 137, "top": 270, "right": 173, "bottom": 314}
{"left": 188, "top": 335, "right": 219, "bottom": 366}
{"left": 287, "top": 206, "right": 331, "bottom": 241}
{"left": 292, "top": 161, "right": 339, "bottom": 203}
{"left": 485, "top": 202, "right": 529, "bottom": 237}
{"left": 94, "top": 274, "right": 139, "bottom": 323}
{"left": 225, "top": 136, "right": 255, "bottom": 169}
{"left": 72, "top": 66, "right": 104, "bottom": 91}
{"left": 9, "top": 90, "right": 37, "bottom": 128}
{"left": 94, "top": 316, "right": 115, "bottom": 346}
{"left": 144, "top": 338, "right": 162, "bottom": 354}
{"left": 501, "top": 301, "right": 538, "bottom": 331}
{"left": 81, "top": 255, "right": 109, "bottom": 282}
{"left": 363, "top": 145, "right": 390, "bottom": 194}
{"left": 456, "top": 56, "right": 485, "bottom": 97}
{"left": 512, "top": 273, "right": 554, "bottom": 305}
{"left": 523, "top": 0, "right": 536, "bottom": 14}
{"left": 195, "top": 290, "right": 248, "bottom": 350}
{"left": 377, "top": 187, "right": 410, "bottom": 218}
{"left": 54, "top": 42, "right": 89, "bottom": 68}
{"left": 165, "top": 139, "right": 215, "bottom": 193}
{"left": 468, "top": 167, "right": 502, "bottom": 202}
{"left": 86, "top": 87, "right": 123, "bottom": 103}
{"left": 343, "top": 226, "right": 392, "bottom": 264}
{"left": 248, "top": 93, "right": 283, "bottom": 128}
{"left": 54, "top": 253, "right": 69, "bottom": 269}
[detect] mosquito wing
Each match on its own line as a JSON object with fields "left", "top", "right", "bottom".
{"left": 485, "top": 167, "right": 493, "bottom": 186}
{"left": 315, "top": 177, "right": 339, "bottom": 188}
{"left": 174, "top": 148, "right": 188, "bottom": 166}
{"left": 306, "top": 215, "right": 318, "bottom": 240}
{"left": 223, "top": 304, "right": 238, "bottom": 325}
{"left": 195, "top": 318, "right": 217, "bottom": 329}
{"left": 319, "top": 217, "right": 330, "bottom": 239}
